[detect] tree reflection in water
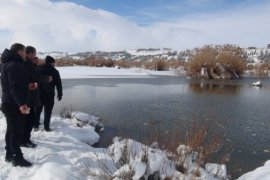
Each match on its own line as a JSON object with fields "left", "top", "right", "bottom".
{"left": 189, "top": 80, "right": 241, "bottom": 95}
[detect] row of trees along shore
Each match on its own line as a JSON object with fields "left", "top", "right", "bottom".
{"left": 49, "top": 44, "right": 270, "bottom": 79}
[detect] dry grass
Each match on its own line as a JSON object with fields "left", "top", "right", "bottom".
{"left": 246, "top": 63, "right": 270, "bottom": 76}
{"left": 144, "top": 59, "right": 172, "bottom": 71}
{"left": 185, "top": 120, "right": 221, "bottom": 166}
{"left": 92, "top": 120, "right": 227, "bottom": 179}
{"left": 187, "top": 44, "right": 247, "bottom": 77}
{"left": 60, "top": 105, "right": 74, "bottom": 119}
{"left": 55, "top": 56, "right": 114, "bottom": 67}
{"left": 114, "top": 60, "right": 142, "bottom": 68}
{"left": 40, "top": 56, "right": 185, "bottom": 71}
{"left": 162, "top": 120, "right": 224, "bottom": 175}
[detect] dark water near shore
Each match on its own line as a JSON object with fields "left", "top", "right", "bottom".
{"left": 6, "top": 76, "right": 269, "bottom": 178}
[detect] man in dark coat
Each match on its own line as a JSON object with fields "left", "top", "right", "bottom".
{"left": 21, "top": 46, "right": 51, "bottom": 147}
{"left": 37, "top": 55, "right": 62, "bottom": 131}
{"left": 1, "top": 43, "right": 32, "bottom": 167}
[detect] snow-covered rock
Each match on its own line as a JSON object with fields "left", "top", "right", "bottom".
{"left": 108, "top": 137, "right": 228, "bottom": 180}
{"left": 206, "top": 163, "right": 227, "bottom": 179}
{"left": 71, "top": 111, "right": 104, "bottom": 131}
{"left": 252, "top": 81, "right": 262, "bottom": 86}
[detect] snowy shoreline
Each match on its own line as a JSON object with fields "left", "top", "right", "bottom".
{"left": 0, "top": 110, "right": 268, "bottom": 179}
{"left": 55, "top": 66, "right": 269, "bottom": 80}
{"left": 0, "top": 111, "right": 229, "bottom": 179}
{"left": 56, "top": 66, "right": 178, "bottom": 79}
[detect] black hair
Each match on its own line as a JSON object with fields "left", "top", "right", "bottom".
{"left": 45, "top": 56, "right": 55, "bottom": 64}
{"left": 25, "top": 46, "right": 36, "bottom": 54}
{"left": 10, "top": 43, "right": 25, "bottom": 53}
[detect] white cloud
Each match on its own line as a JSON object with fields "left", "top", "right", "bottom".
{"left": 0, "top": 0, "right": 270, "bottom": 52}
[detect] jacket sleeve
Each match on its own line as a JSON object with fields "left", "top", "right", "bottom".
{"left": 54, "top": 70, "right": 63, "bottom": 97}
{"left": 23, "top": 62, "right": 49, "bottom": 83}
{"left": 8, "top": 63, "right": 28, "bottom": 106}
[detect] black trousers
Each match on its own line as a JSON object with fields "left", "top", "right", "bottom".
{"left": 34, "top": 106, "right": 41, "bottom": 129}
{"left": 36, "top": 97, "right": 54, "bottom": 129}
{"left": 2, "top": 103, "right": 25, "bottom": 157}
{"left": 21, "top": 107, "right": 36, "bottom": 143}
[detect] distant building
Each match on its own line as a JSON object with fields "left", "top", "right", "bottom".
{"left": 267, "top": 44, "right": 270, "bottom": 49}
{"left": 248, "top": 46, "right": 256, "bottom": 49}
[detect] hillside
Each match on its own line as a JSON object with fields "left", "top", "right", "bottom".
{"left": 32, "top": 47, "right": 270, "bottom": 64}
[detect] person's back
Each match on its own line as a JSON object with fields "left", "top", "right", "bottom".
{"left": 1, "top": 48, "right": 28, "bottom": 105}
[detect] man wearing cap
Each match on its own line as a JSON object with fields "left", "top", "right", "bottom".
{"left": 37, "top": 55, "right": 62, "bottom": 131}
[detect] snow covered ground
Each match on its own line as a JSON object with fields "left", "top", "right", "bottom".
{"left": 0, "top": 111, "right": 268, "bottom": 179}
{"left": 56, "top": 66, "right": 177, "bottom": 79}
{"left": 0, "top": 111, "right": 228, "bottom": 180}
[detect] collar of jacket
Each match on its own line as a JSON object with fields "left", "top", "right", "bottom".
{"left": 1, "top": 49, "right": 24, "bottom": 64}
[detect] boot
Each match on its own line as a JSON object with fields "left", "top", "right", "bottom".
{"left": 21, "top": 140, "right": 37, "bottom": 148}
{"left": 12, "top": 155, "right": 32, "bottom": 167}
{"left": 5, "top": 152, "right": 14, "bottom": 162}
{"left": 44, "top": 127, "right": 52, "bottom": 132}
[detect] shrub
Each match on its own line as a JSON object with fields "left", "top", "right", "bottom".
{"left": 187, "top": 44, "right": 247, "bottom": 78}
{"left": 54, "top": 56, "right": 115, "bottom": 67}
{"left": 144, "top": 59, "right": 168, "bottom": 71}
{"left": 114, "top": 60, "right": 142, "bottom": 68}
{"left": 60, "top": 105, "right": 74, "bottom": 119}
{"left": 246, "top": 63, "right": 270, "bottom": 76}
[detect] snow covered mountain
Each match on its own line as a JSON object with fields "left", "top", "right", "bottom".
{"left": 1, "top": 47, "right": 270, "bottom": 63}
{"left": 244, "top": 47, "right": 270, "bottom": 63}
{"left": 35, "top": 47, "right": 270, "bottom": 63}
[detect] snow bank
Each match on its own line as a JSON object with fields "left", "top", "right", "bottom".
{"left": 0, "top": 111, "right": 102, "bottom": 179}
{"left": 107, "top": 137, "right": 228, "bottom": 179}
{"left": 237, "top": 160, "right": 270, "bottom": 180}
{"left": 56, "top": 66, "right": 176, "bottom": 79}
{"left": 71, "top": 111, "right": 104, "bottom": 131}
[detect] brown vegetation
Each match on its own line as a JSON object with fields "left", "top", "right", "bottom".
{"left": 39, "top": 55, "right": 185, "bottom": 71}
{"left": 246, "top": 63, "right": 270, "bottom": 76}
{"left": 55, "top": 56, "right": 114, "bottom": 67}
{"left": 187, "top": 44, "right": 247, "bottom": 78}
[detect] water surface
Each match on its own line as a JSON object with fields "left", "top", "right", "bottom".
{"left": 5, "top": 76, "right": 269, "bottom": 178}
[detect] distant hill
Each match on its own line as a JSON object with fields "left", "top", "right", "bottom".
{"left": 1, "top": 47, "right": 270, "bottom": 64}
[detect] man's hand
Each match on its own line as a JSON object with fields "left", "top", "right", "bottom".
{"left": 19, "top": 104, "right": 30, "bottom": 114}
{"left": 28, "top": 82, "right": 38, "bottom": 91}
{"left": 57, "top": 94, "right": 62, "bottom": 101}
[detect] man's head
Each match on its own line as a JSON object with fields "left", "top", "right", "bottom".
{"left": 33, "top": 57, "right": 39, "bottom": 65}
{"left": 45, "top": 56, "right": 55, "bottom": 66}
{"left": 25, "top": 46, "right": 37, "bottom": 61}
{"left": 10, "top": 43, "right": 26, "bottom": 60}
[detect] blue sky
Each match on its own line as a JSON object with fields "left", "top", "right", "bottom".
{"left": 0, "top": 0, "right": 270, "bottom": 51}
{"left": 53, "top": 0, "right": 263, "bottom": 25}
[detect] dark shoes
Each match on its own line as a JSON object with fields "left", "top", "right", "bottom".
{"left": 34, "top": 123, "right": 41, "bottom": 131}
{"left": 12, "top": 156, "right": 32, "bottom": 167}
{"left": 21, "top": 141, "right": 37, "bottom": 148}
{"left": 44, "top": 127, "right": 52, "bottom": 132}
{"left": 5, "top": 153, "right": 32, "bottom": 167}
{"left": 5, "top": 153, "right": 13, "bottom": 162}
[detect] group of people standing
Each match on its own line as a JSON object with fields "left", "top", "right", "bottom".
{"left": 0, "top": 43, "right": 63, "bottom": 167}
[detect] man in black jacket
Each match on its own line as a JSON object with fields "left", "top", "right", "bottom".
{"left": 37, "top": 55, "right": 62, "bottom": 131}
{"left": 21, "top": 46, "right": 51, "bottom": 147}
{"left": 1, "top": 43, "right": 32, "bottom": 167}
